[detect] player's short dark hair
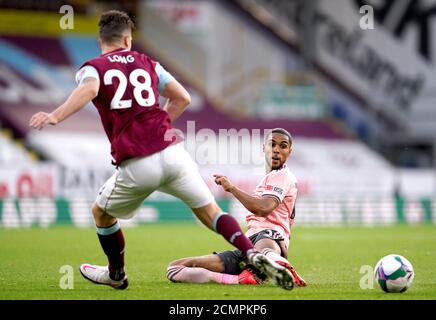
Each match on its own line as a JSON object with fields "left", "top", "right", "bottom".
{"left": 98, "top": 10, "right": 134, "bottom": 44}
{"left": 265, "top": 128, "right": 293, "bottom": 146}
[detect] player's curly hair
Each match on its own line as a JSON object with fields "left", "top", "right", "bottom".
{"left": 99, "top": 10, "right": 135, "bottom": 44}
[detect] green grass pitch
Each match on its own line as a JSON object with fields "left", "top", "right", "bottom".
{"left": 0, "top": 224, "right": 435, "bottom": 300}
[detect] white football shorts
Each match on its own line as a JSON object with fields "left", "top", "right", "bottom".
{"left": 95, "top": 143, "right": 215, "bottom": 219}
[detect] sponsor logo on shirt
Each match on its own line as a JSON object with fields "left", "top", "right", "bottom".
{"left": 265, "top": 185, "right": 283, "bottom": 195}
{"left": 273, "top": 187, "right": 283, "bottom": 195}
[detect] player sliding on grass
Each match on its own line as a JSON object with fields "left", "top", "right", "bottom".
{"left": 29, "top": 10, "right": 294, "bottom": 290}
{"left": 167, "top": 129, "right": 306, "bottom": 288}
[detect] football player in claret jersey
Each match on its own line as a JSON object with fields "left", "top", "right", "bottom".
{"left": 167, "top": 129, "right": 306, "bottom": 288}
{"left": 29, "top": 10, "right": 294, "bottom": 290}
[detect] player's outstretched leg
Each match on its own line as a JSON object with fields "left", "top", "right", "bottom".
{"left": 247, "top": 249, "right": 295, "bottom": 290}
{"left": 80, "top": 203, "right": 128, "bottom": 289}
{"left": 193, "top": 205, "right": 294, "bottom": 290}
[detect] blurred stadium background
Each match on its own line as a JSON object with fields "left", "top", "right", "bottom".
{"left": 0, "top": 0, "right": 435, "bottom": 229}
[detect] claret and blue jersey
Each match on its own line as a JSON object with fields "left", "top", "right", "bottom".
{"left": 75, "top": 48, "right": 176, "bottom": 166}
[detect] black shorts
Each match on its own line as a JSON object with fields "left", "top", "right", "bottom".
{"left": 216, "top": 229, "right": 287, "bottom": 275}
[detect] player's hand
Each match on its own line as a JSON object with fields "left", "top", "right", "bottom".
{"left": 213, "top": 174, "right": 235, "bottom": 192}
{"left": 29, "top": 112, "right": 58, "bottom": 130}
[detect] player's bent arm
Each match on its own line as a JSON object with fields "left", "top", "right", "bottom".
{"left": 161, "top": 80, "right": 191, "bottom": 122}
{"left": 29, "top": 78, "right": 99, "bottom": 130}
{"left": 214, "top": 174, "right": 279, "bottom": 217}
{"left": 228, "top": 187, "right": 279, "bottom": 217}
{"left": 51, "top": 78, "right": 99, "bottom": 124}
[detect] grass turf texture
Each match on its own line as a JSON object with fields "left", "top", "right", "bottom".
{"left": 0, "top": 224, "right": 435, "bottom": 300}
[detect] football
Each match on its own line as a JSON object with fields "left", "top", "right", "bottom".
{"left": 374, "top": 254, "right": 414, "bottom": 293}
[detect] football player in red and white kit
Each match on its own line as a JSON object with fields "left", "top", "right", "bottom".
{"left": 29, "top": 10, "right": 294, "bottom": 290}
